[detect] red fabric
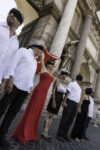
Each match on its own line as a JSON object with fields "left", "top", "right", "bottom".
{"left": 36, "top": 48, "right": 58, "bottom": 74}
{"left": 12, "top": 72, "right": 54, "bottom": 144}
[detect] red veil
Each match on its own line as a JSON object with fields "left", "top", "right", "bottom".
{"left": 36, "top": 48, "right": 58, "bottom": 74}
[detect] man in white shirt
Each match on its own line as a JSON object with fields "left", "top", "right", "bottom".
{"left": 57, "top": 74, "right": 83, "bottom": 142}
{"left": 0, "top": 42, "right": 44, "bottom": 149}
{"left": 0, "top": 8, "right": 23, "bottom": 90}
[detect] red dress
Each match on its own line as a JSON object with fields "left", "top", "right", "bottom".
{"left": 12, "top": 72, "right": 54, "bottom": 144}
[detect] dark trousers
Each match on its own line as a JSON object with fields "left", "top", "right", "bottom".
{"left": 57, "top": 99, "right": 77, "bottom": 137}
{"left": 82, "top": 116, "right": 91, "bottom": 137}
{"left": 0, "top": 85, "right": 28, "bottom": 135}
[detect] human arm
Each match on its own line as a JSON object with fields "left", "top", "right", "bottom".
{"left": 52, "top": 79, "right": 59, "bottom": 108}
{"left": 40, "top": 52, "right": 47, "bottom": 72}
{"left": 77, "top": 95, "right": 87, "bottom": 113}
{"left": 5, "top": 50, "right": 22, "bottom": 94}
{"left": 62, "top": 82, "right": 73, "bottom": 108}
{"left": 5, "top": 76, "right": 13, "bottom": 94}
{"left": 0, "top": 79, "right": 6, "bottom": 92}
{"left": 26, "top": 87, "right": 33, "bottom": 100}
{"left": 51, "top": 59, "right": 61, "bottom": 74}
{"left": 62, "top": 90, "right": 70, "bottom": 108}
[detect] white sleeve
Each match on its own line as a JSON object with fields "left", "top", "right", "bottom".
{"left": 66, "top": 82, "right": 73, "bottom": 93}
{"left": 30, "top": 61, "right": 37, "bottom": 88}
{"left": 3, "top": 50, "right": 22, "bottom": 78}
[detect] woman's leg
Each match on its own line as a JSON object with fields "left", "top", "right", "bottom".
{"left": 42, "top": 112, "right": 54, "bottom": 137}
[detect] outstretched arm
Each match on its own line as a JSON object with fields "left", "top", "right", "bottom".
{"left": 40, "top": 53, "right": 47, "bottom": 72}
{"left": 51, "top": 59, "right": 61, "bottom": 74}
{"left": 52, "top": 79, "right": 59, "bottom": 108}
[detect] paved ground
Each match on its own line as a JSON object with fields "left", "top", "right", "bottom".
{"left": 0, "top": 110, "right": 100, "bottom": 150}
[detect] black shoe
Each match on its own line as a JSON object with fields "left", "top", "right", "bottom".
{"left": 83, "top": 136, "right": 89, "bottom": 141}
{"left": 56, "top": 136, "right": 65, "bottom": 143}
{"left": 41, "top": 134, "right": 51, "bottom": 142}
{"left": 63, "top": 136, "right": 71, "bottom": 142}
{"left": 0, "top": 135, "right": 10, "bottom": 149}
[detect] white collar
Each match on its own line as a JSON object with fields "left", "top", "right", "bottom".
{"left": 0, "top": 22, "right": 17, "bottom": 36}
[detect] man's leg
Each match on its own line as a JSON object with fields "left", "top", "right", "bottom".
{"left": 0, "top": 90, "right": 28, "bottom": 135}
{"left": 63, "top": 102, "right": 77, "bottom": 138}
{"left": 0, "top": 86, "right": 18, "bottom": 119}
{"left": 57, "top": 100, "right": 73, "bottom": 138}
{"left": 0, "top": 86, "right": 19, "bottom": 148}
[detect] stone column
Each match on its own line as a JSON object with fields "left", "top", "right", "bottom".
{"left": 71, "top": 14, "right": 92, "bottom": 79}
{"left": 95, "top": 70, "right": 100, "bottom": 99}
{"left": 50, "top": 0, "right": 78, "bottom": 57}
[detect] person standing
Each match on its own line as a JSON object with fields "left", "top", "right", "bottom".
{"left": 12, "top": 54, "right": 60, "bottom": 144}
{"left": 82, "top": 90, "right": 94, "bottom": 140}
{"left": 57, "top": 74, "right": 83, "bottom": 142}
{"left": 41, "top": 71, "right": 69, "bottom": 139}
{"left": 71, "top": 88, "right": 93, "bottom": 142}
{"left": 0, "top": 42, "right": 43, "bottom": 149}
{"left": 0, "top": 8, "right": 23, "bottom": 90}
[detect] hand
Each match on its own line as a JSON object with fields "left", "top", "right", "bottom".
{"left": 0, "top": 80, "right": 6, "bottom": 93}
{"left": 52, "top": 101, "right": 56, "bottom": 108}
{"left": 62, "top": 101, "right": 67, "bottom": 108}
{"left": 26, "top": 87, "right": 33, "bottom": 100}
{"left": 77, "top": 107, "right": 81, "bottom": 113}
{"left": 5, "top": 78, "right": 13, "bottom": 94}
{"left": 26, "top": 92, "right": 32, "bottom": 100}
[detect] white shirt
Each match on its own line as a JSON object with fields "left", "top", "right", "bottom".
{"left": 0, "top": 22, "right": 19, "bottom": 84}
{"left": 66, "top": 81, "right": 82, "bottom": 103}
{"left": 88, "top": 96, "right": 94, "bottom": 118}
{"left": 57, "top": 84, "right": 66, "bottom": 94}
{"left": 7, "top": 48, "right": 37, "bottom": 93}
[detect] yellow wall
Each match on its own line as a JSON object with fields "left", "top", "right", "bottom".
{"left": 15, "top": 0, "right": 38, "bottom": 25}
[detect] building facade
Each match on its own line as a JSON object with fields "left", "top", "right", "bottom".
{"left": 15, "top": 0, "right": 100, "bottom": 106}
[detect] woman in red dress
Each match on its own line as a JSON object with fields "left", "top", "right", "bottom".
{"left": 12, "top": 53, "right": 60, "bottom": 144}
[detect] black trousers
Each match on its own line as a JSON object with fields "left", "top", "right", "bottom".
{"left": 82, "top": 116, "right": 91, "bottom": 137}
{"left": 0, "top": 85, "right": 28, "bottom": 135}
{"left": 57, "top": 99, "right": 77, "bottom": 137}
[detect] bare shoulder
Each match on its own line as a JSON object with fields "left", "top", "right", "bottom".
{"left": 84, "top": 94, "right": 88, "bottom": 100}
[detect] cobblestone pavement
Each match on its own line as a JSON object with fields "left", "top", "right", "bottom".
{"left": 0, "top": 110, "right": 100, "bottom": 150}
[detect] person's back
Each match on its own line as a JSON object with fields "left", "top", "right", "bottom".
{"left": 67, "top": 80, "right": 82, "bottom": 103}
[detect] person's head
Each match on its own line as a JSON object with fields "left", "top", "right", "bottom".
{"left": 7, "top": 8, "right": 24, "bottom": 29}
{"left": 46, "top": 59, "right": 55, "bottom": 71}
{"left": 76, "top": 74, "right": 83, "bottom": 83}
{"left": 28, "top": 40, "right": 45, "bottom": 57}
{"left": 85, "top": 88, "right": 93, "bottom": 96}
{"left": 60, "top": 71, "right": 69, "bottom": 80}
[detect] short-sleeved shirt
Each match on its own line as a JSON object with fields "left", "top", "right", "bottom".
{"left": 66, "top": 81, "right": 82, "bottom": 103}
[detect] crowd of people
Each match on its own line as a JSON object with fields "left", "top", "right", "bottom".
{"left": 0, "top": 8, "right": 96, "bottom": 149}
